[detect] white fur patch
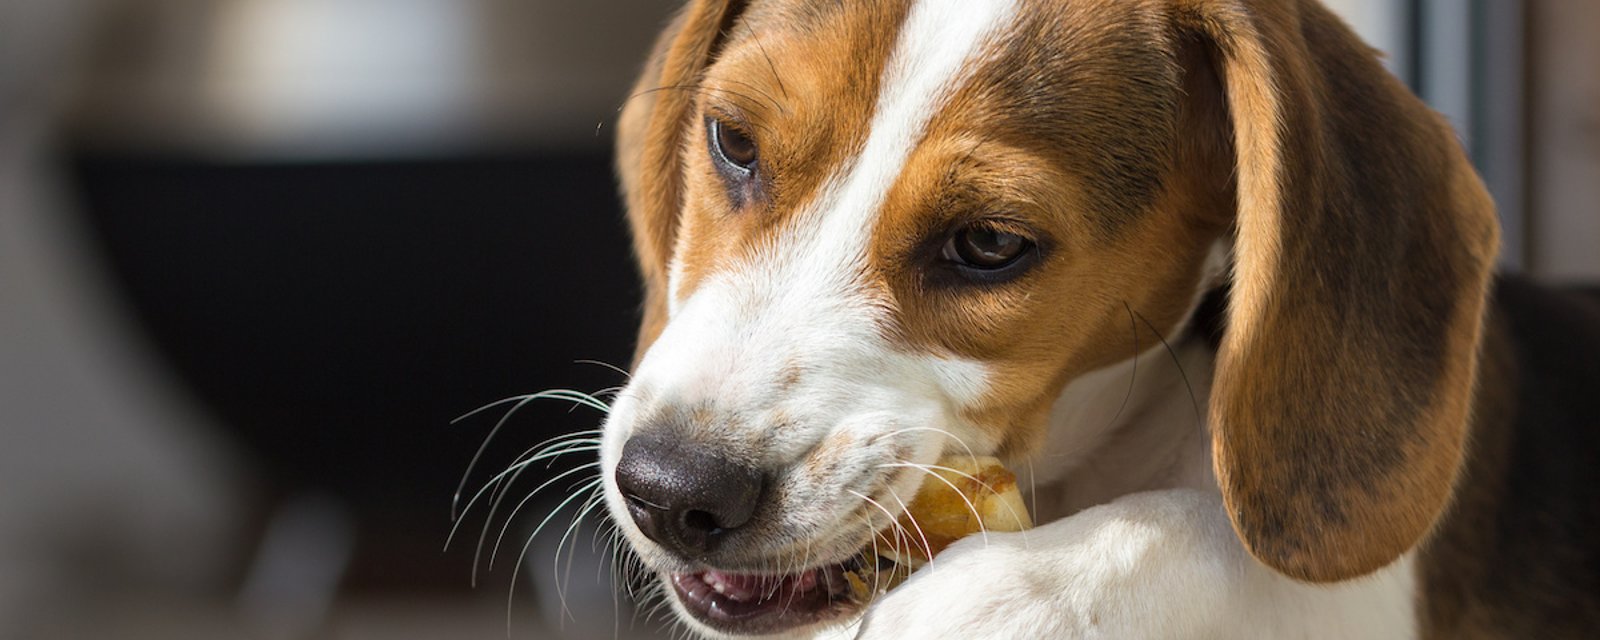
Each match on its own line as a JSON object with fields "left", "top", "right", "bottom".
{"left": 796, "top": 0, "right": 1019, "bottom": 278}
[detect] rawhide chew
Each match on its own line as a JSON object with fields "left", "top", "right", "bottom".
{"left": 845, "top": 455, "right": 1032, "bottom": 599}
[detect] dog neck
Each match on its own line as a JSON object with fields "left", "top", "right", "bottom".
{"left": 1024, "top": 244, "right": 1231, "bottom": 523}
{"left": 1025, "top": 330, "right": 1219, "bottom": 524}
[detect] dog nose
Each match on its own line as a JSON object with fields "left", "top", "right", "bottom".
{"left": 614, "top": 432, "right": 764, "bottom": 557}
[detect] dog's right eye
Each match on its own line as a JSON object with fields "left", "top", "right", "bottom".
{"left": 709, "top": 118, "right": 759, "bottom": 174}
{"left": 928, "top": 221, "right": 1043, "bottom": 286}
{"left": 943, "top": 226, "right": 1031, "bottom": 269}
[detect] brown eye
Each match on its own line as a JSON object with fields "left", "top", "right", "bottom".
{"left": 942, "top": 225, "right": 1032, "bottom": 270}
{"left": 710, "top": 118, "right": 758, "bottom": 172}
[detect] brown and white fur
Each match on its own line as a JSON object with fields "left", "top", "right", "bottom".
{"left": 599, "top": 0, "right": 1600, "bottom": 637}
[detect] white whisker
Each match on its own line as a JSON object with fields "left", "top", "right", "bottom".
{"left": 876, "top": 425, "right": 981, "bottom": 465}
{"left": 877, "top": 462, "right": 991, "bottom": 546}
{"left": 487, "top": 464, "right": 602, "bottom": 571}
{"left": 444, "top": 438, "right": 597, "bottom": 550}
{"left": 554, "top": 490, "right": 609, "bottom": 626}
{"left": 884, "top": 485, "right": 935, "bottom": 565}
{"left": 505, "top": 476, "right": 604, "bottom": 633}
{"left": 575, "top": 358, "right": 633, "bottom": 379}
{"left": 450, "top": 387, "right": 610, "bottom": 520}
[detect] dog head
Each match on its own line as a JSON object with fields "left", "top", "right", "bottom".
{"left": 603, "top": 0, "right": 1498, "bottom": 635}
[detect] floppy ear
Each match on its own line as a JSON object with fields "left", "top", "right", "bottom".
{"left": 616, "top": 0, "right": 749, "bottom": 366}
{"left": 1175, "top": 0, "right": 1500, "bottom": 581}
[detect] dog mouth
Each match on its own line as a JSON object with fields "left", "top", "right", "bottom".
{"left": 668, "top": 553, "right": 880, "bottom": 635}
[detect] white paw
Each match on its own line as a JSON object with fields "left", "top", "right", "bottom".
{"left": 852, "top": 491, "right": 1237, "bottom": 640}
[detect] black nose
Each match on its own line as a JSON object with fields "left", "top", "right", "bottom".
{"left": 614, "top": 432, "right": 764, "bottom": 558}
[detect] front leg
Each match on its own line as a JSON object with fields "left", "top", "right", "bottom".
{"left": 854, "top": 489, "right": 1418, "bottom": 639}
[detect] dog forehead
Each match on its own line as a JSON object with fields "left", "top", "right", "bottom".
{"left": 928, "top": 0, "right": 1179, "bottom": 229}
{"left": 674, "top": 0, "right": 1180, "bottom": 324}
{"left": 689, "top": 0, "right": 1027, "bottom": 277}
{"left": 711, "top": 0, "right": 1175, "bottom": 245}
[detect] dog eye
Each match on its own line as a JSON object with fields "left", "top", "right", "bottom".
{"left": 941, "top": 225, "right": 1033, "bottom": 270}
{"left": 709, "top": 118, "right": 758, "bottom": 172}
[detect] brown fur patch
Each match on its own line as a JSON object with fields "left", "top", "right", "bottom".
{"left": 1178, "top": 0, "right": 1499, "bottom": 581}
{"left": 865, "top": 0, "right": 1228, "bottom": 455}
{"left": 654, "top": 1, "right": 912, "bottom": 307}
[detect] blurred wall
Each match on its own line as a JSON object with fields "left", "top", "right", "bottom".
{"left": 1, "top": 0, "right": 243, "bottom": 636}
{"left": 1527, "top": 0, "right": 1600, "bottom": 282}
{"left": 1322, "top": 0, "right": 1411, "bottom": 80}
{"left": 68, "top": 0, "right": 672, "bottom": 157}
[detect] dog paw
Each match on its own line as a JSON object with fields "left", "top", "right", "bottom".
{"left": 851, "top": 491, "right": 1238, "bottom": 640}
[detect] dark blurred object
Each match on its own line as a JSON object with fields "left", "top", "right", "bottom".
{"left": 68, "top": 147, "right": 640, "bottom": 590}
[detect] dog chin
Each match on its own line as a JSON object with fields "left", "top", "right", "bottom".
{"left": 622, "top": 532, "right": 871, "bottom": 638}
{"left": 659, "top": 563, "right": 865, "bottom": 639}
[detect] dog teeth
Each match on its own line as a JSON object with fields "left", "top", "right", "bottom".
{"left": 698, "top": 568, "right": 839, "bottom": 604}
{"left": 703, "top": 571, "right": 758, "bottom": 601}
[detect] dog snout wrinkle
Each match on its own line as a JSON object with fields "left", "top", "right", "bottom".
{"left": 614, "top": 432, "right": 765, "bottom": 558}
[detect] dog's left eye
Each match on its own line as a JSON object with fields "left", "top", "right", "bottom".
{"left": 709, "top": 118, "right": 758, "bottom": 173}
{"left": 941, "top": 225, "right": 1034, "bottom": 270}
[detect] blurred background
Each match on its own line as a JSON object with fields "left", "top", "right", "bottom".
{"left": 0, "top": 0, "right": 1594, "bottom": 638}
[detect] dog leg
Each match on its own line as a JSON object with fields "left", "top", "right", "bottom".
{"left": 853, "top": 489, "right": 1417, "bottom": 639}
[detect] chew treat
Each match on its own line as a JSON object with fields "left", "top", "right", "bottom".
{"left": 845, "top": 455, "right": 1032, "bottom": 600}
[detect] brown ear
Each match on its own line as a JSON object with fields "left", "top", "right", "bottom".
{"left": 615, "top": 0, "right": 749, "bottom": 366}
{"left": 1176, "top": 0, "right": 1500, "bottom": 581}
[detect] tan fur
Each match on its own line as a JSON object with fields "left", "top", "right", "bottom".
{"left": 671, "top": 1, "right": 908, "bottom": 302}
{"left": 617, "top": 0, "right": 910, "bottom": 370}
{"left": 616, "top": 4, "right": 698, "bottom": 366}
{"left": 617, "top": 0, "right": 770, "bottom": 366}
{"left": 863, "top": 0, "right": 1228, "bottom": 457}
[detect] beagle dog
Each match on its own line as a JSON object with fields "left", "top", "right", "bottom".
{"left": 599, "top": 0, "right": 1600, "bottom": 637}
